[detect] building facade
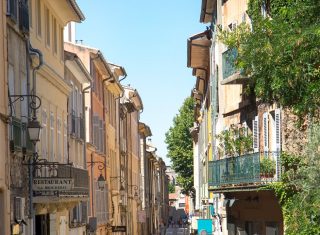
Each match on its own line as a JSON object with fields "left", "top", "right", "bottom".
{"left": 64, "top": 50, "right": 92, "bottom": 235}
{"left": 29, "top": 1, "right": 85, "bottom": 234}
{"left": 188, "top": 0, "right": 285, "bottom": 234}
{"left": 0, "top": 0, "right": 10, "bottom": 234}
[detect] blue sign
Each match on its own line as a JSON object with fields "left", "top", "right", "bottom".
{"left": 198, "top": 219, "right": 213, "bottom": 234}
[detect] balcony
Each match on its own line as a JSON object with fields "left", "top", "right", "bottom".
{"left": 221, "top": 48, "right": 248, "bottom": 85}
{"left": 208, "top": 152, "right": 281, "bottom": 190}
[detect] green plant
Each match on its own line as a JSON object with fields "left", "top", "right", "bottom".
{"left": 217, "top": 126, "right": 253, "bottom": 157}
{"left": 260, "top": 157, "right": 276, "bottom": 175}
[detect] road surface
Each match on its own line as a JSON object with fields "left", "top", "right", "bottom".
{"left": 165, "top": 226, "right": 190, "bottom": 235}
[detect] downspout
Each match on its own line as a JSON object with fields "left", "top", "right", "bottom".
{"left": 29, "top": 43, "right": 43, "bottom": 119}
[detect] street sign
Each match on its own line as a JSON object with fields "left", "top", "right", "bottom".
{"left": 112, "top": 226, "right": 126, "bottom": 232}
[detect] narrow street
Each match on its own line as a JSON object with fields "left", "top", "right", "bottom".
{"left": 165, "top": 226, "right": 190, "bottom": 235}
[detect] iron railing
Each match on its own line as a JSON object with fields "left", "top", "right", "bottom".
{"left": 208, "top": 152, "right": 281, "bottom": 187}
{"left": 222, "top": 48, "right": 238, "bottom": 79}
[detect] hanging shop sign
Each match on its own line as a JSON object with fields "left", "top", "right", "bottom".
{"left": 33, "top": 178, "right": 74, "bottom": 191}
{"left": 112, "top": 226, "right": 126, "bottom": 232}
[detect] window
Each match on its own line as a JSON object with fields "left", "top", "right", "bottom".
{"left": 57, "top": 118, "right": 62, "bottom": 162}
{"left": 8, "top": 64, "right": 15, "bottom": 116}
{"left": 14, "top": 197, "right": 22, "bottom": 221}
{"left": 53, "top": 17, "right": 57, "bottom": 54}
{"left": 70, "top": 202, "right": 87, "bottom": 226}
{"left": 29, "top": 0, "right": 33, "bottom": 28}
{"left": 63, "top": 120, "right": 68, "bottom": 163}
{"left": 7, "top": 0, "right": 18, "bottom": 21}
{"left": 50, "top": 112, "right": 55, "bottom": 161}
{"left": 45, "top": 6, "right": 50, "bottom": 46}
{"left": 60, "top": 26, "right": 64, "bottom": 61}
{"left": 36, "top": 0, "right": 41, "bottom": 36}
{"left": 41, "top": 110, "right": 47, "bottom": 158}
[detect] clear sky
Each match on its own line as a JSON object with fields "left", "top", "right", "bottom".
{"left": 76, "top": 0, "right": 206, "bottom": 165}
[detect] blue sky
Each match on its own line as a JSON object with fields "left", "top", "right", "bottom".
{"left": 76, "top": 0, "right": 206, "bottom": 165}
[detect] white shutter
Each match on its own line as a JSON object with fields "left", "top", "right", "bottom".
{"left": 64, "top": 120, "right": 68, "bottom": 163}
{"left": 57, "top": 118, "right": 61, "bottom": 162}
{"left": 263, "top": 112, "right": 269, "bottom": 152}
{"left": 252, "top": 116, "right": 259, "bottom": 153}
{"left": 50, "top": 112, "right": 55, "bottom": 161}
{"left": 275, "top": 109, "right": 281, "bottom": 152}
{"left": 8, "top": 64, "right": 15, "bottom": 116}
{"left": 41, "top": 110, "right": 47, "bottom": 159}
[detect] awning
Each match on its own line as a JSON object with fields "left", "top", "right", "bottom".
{"left": 187, "top": 31, "right": 211, "bottom": 72}
{"left": 200, "top": 0, "right": 217, "bottom": 23}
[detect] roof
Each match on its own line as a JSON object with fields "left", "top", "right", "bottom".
{"left": 67, "top": 0, "right": 85, "bottom": 22}
{"left": 64, "top": 50, "right": 92, "bottom": 83}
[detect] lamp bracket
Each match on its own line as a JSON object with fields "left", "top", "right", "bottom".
{"left": 8, "top": 94, "right": 41, "bottom": 115}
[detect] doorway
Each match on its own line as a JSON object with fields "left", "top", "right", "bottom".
{"left": 35, "top": 214, "right": 50, "bottom": 235}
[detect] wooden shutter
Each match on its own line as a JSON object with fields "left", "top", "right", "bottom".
{"left": 263, "top": 112, "right": 269, "bottom": 152}
{"left": 252, "top": 116, "right": 259, "bottom": 152}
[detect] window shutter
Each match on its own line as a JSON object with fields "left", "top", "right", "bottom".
{"left": 275, "top": 109, "right": 281, "bottom": 152}
{"left": 252, "top": 116, "right": 259, "bottom": 152}
{"left": 64, "top": 120, "right": 68, "bottom": 163}
{"left": 50, "top": 112, "right": 55, "bottom": 161}
{"left": 42, "top": 110, "right": 47, "bottom": 158}
{"left": 263, "top": 112, "right": 269, "bottom": 152}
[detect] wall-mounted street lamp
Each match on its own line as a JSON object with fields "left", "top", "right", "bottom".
{"left": 128, "top": 185, "right": 139, "bottom": 201}
{"left": 111, "top": 176, "right": 126, "bottom": 196}
{"left": 87, "top": 160, "right": 106, "bottom": 190}
{"left": 27, "top": 118, "right": 41, "bottom": 143}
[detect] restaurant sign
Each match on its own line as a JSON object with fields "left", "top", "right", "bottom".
{"left": 33, "top": 178, "right": 74, "bottom": 191}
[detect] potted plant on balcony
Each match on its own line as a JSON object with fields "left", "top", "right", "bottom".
{"left": 260, "top": 157, "right": 276, "bottom": 178}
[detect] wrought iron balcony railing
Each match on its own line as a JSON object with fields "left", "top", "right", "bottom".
{"left": 208, "top": 152, "right": 281, "bottom": 188}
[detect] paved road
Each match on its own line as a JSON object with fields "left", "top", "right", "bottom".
{"left": 165, "top": 226, "right": 190, "bottom": 235}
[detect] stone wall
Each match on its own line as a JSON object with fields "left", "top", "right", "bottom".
{"left": 282, "top": 109, "right": 308, "bottom": 155}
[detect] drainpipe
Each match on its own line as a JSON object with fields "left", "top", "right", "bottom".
{"left": 29, "top": 43, "right": 43, "bottom": 119}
